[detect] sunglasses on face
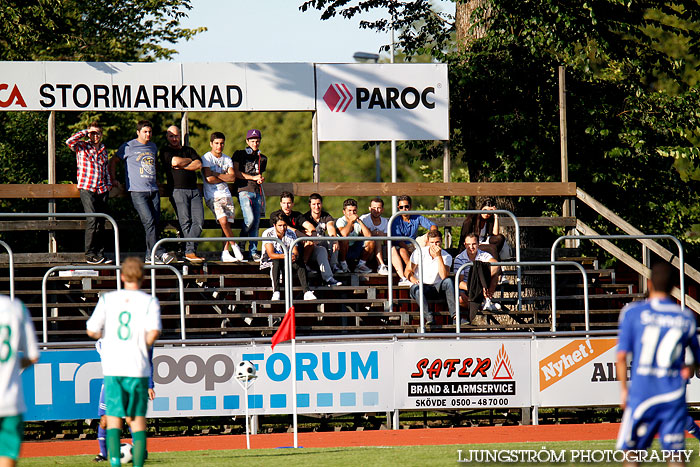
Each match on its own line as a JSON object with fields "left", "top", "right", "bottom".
{"left": 398, "top": 205, "right": 410, "bottom": 210}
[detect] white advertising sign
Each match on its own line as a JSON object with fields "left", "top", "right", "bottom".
{"left": 0, "top": 61, "right": 315, "bottom": 111}
{"left": 149, "top": 343, "right": 393, "bottom": 417}
{"left": 393, "top": 339, "right": 531, "bottom": 410}
{"left": 315, "top": 63, "right": 450, "bottom": 141}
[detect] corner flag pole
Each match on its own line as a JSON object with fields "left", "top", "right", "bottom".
{"left": 292, "top": 336, "right": 298, "bottom": 448}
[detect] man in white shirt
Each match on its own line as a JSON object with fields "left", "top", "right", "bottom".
{"left": 336, "top": 198, "right": 375, "bottom": 274}
{"left": 360, "top": 197, "right": 389, "bottom": 275}
{"left": 201, "top": 131, "right": 245, "bottom": 263}
{"left": 86, "top": 257, "right": 161, "bottom": 467}
{"left": 454, "top": 233, "right": 502, "bottom": 323}
{"left": 0, "top": 296, "right": 39, "bottom": 466}
{"left": 405, "top": 230, "right": 455, "bottom": 327}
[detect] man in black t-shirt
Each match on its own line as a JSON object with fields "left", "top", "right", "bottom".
{"left": 160, "top": 125, "right": 204, "bottom": 262}
{"left": 232, "top": 129, "right": 268, "bottom": 261}
{"left": 303, "top": 193, "right": 340, "bottom": 275}
{"left": 272, "top": 192, "right": 341, "bottom": 286}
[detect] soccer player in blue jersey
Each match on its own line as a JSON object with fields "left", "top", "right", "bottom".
{"left": 616, "top": 262, "right": 700, "bottom": 465}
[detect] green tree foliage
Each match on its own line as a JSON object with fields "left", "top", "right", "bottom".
{"left": 0, "top": 1, "right": 203, "bottom": 252}
{"left": 300, "top": 0, "right": 700, "bottom": 259}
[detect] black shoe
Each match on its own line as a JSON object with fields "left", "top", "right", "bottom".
{"left": 93, "top": 454, "right": 107, "bottom": 462}
{"left": 86, "top": 254, "right": 105, "bottom": 265}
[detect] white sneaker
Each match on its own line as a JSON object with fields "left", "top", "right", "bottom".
{"left": 325, "top": 277, "right": 342, "bottom": 286}
{"left": 231, "top": 243, "right": 246, "bottom": 262}
{"left": 398, "top": 278, "right": 412, "bottom": 287}
{"left": 271, "top": 291, "right": 281, "bottom": 301}
{"left": 221, "top": 249, "right": 238, "bottom": 263}
{"left": 377, "top": 264, "right": 389, "bottom": 275}
{"left": 482, "top": 298, "right": 499, "bottom": 312}
{"left": 303, "top": 291, "right": 317, "bottom": 301}
{"left": 339, "top": 261, "right": 350, "bottom": 273}
{"left": 354, "top": 262, "right": 372, "bottom": 274}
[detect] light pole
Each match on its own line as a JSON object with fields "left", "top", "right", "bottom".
{"left": 353, "top": 51, "right": 382, "bottom": 183}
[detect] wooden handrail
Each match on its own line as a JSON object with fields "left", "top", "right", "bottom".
{"left": 576, "top": 188, "right": 700, "bottom": 285}
{"left": 576, "top": 220, "right": 700, "bottom": 314}
{"left": 0, "top": 182, "right": 576, "bottom": 199}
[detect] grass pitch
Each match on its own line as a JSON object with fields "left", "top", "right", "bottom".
{"left": 19, "top": 440, "right": 700, "bottom": 466}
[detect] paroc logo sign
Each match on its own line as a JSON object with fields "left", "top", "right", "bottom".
{"left": 323, "top": 83, "right": 353, "bottom": 112}
{"left": 0, "top": 84, "right": 27, "bottom": 108}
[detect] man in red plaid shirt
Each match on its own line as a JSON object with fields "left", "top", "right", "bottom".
{"left": 66, "top": 121, "right": 113, "bottom": 264}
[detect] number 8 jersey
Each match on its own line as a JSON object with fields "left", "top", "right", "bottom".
{"left": 618, "top": 297, "right": 700, "bottom": 404}
{"left": 87, "top": 290, "right": 161, "bottom": 378}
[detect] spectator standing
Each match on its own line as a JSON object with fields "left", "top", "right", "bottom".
{"left": 66, "top": 122, "right": 113, "bottom": 264}
{"left": 360, "top": 197, "right": 390, "bottom": 275}
{"left": 260, "top": 211, "right": 316, "bottom": 301}
{"left": 336, "top": 198, "right": 374, "bottom": 274}
{"left": 453, "top": 233, "right": 502, "bottom": 324}
{"left": 110, "top": 120, "right": 175, "bottom": 264}
{"left": 390, "top": 195, "right": 437, "bottom": 285}
{"left": 160, "top": 125, "right": 204, "bottom": 263}
{"left": 201, "top": 132, "right": 245, "bottom": 263}
{"left": 86, "top": 257, "right": 161, "bottom": 467}
{"left": 405, "top": 230, "right": 455, "bottom": 327}
{"left": 232, "top": 129, "right": 267, "bottom": 261}
{"left": 0, "top": 296, "right": 40, "bottom": 467}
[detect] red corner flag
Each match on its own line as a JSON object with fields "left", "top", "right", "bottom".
{"left": 271, "top": 306, "right": 296, "bottom": 351}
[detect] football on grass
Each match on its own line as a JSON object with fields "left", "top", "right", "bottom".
{"left": 236, "top": 361, "right": 257, "bottom": 381}
{"left": 120, "top": 443, "right": 132, "bottom": 464}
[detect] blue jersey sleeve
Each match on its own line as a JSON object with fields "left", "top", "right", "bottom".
{"left": 148, "top": 347, "right": 155, "bottom": 389}
{"left": 617, "top": 305, "right": 634, "bottom": 354}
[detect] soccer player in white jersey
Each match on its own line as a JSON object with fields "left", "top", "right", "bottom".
{"left": 616, "top": 262, "right": 700, "bottom": 466}
{"left": 0, "top": 296, "right": 39, "bottom": 467}
{"left": 87, "top": 257, "right": 161, "bottom": 467}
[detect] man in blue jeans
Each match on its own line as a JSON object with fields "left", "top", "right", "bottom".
{"left": 160, "top": 125, "right": 204, "bottom": 263}
{"left": 232, "top": 129, "right": 267, "bottom": 261}
{"left": 111, "top": 120, "right": 175, "bottom": 264}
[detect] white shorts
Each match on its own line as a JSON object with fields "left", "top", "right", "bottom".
{"left": 206, "top": 197, "right": 235, "bottom": 222}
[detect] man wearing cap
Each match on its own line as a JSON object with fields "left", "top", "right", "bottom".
{"left": 232, "top": 129, "right": 267, "bottom": 261}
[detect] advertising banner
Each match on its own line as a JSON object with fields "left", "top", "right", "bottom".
{"left": 315, "top": 63, "right": 449, "bottom": 141}
{"left": 0, "top": 62, "right": 315, "bottom": 112}
{"left": 22, "top": 342, "right": 393, "bottom": 420}
{"left": 393, "top": 339, "right": 531, "bottom": 410}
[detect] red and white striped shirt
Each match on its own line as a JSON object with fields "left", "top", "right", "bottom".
{"left": 66, "top": 130, "right": 111, "bottom": 193}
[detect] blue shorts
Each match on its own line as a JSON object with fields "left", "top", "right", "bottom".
{"left": 347, "top": 240, "right": 365, "bottom": 260}
{"left": 97, "top": 383, "right": 106, "bottom": 417}
{"left": 616, "top": 396, "right": 687, "bottom": 451}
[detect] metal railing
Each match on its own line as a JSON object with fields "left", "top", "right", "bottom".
{"left": 150, "top": 236, "right": 290, "bottom": 308}
{"left": 286, "top": 235, "right": 427, "bottom": 332}
{"left": 387, "top": 210, "right": 522, "bottom": 311}
{"left": 0, "top": 212, "right": 122, "bottom": 289}
{"left": 0, "top": 240, "right": 13, "bottom": 300}
{"left": 41, "top": 264, "right": 185, "bottom": 343}
{"left": 551, "top": 234, "right": 685, "bottom": 327}
{"left": 453, "top": 260, "right": 589, "bottom": 333}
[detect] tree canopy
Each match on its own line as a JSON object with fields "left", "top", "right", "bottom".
{"left": 301, "top": 0, "right": 700, "bottom": 257}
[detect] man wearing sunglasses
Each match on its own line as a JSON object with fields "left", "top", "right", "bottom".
{"left": 66, "top": 122, "right": 113, "bottom": 265}
{"left": 390, "top": 195, "right": 437, "bottom": 286}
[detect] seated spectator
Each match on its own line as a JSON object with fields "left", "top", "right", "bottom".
{"left": 260, "top": 211, "right": 316, "bottom": 301}
{"left": 201, "top": 131, "right": 245, "bottom": 263}
{"left": 336, "top": 198, "right": 374, "bottom": 274}
{"left": 303, "top": 193, "right": 341, "bottom": 276}
{"left": 454, "top": 233, "right": 502, "bottom": 323}
{"left": 405, "top": 230, "right": 455, "bottom": 327}
{"left": 275, "top": 192, "right": 340, "bottom": 286}
{"left": 457, "top": 198, "right": 506, "bottom": 259}
{"left": 390, "top": 195, "right": 437, "bottom": 286}
{"left": 360, "top": 197, "right": 389, "bottom": 275}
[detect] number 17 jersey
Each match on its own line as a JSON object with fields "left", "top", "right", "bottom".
{"left": 87, "top": 290, "right": 161, "bottom": 378}
{"left": 618, "top": 297, "right": 700, "bottom": 405}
